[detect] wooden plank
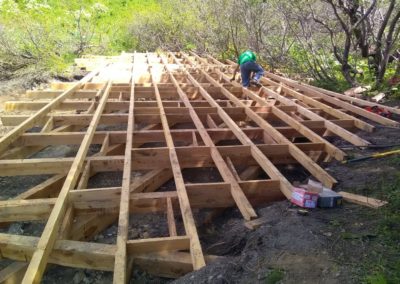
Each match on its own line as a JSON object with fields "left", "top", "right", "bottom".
{"left": 0, "top": 180, "right": 284, "bottom": 223}
{"left": 0, "top": 66, "right": 105, "bottom": 156}
{"left": 0, "top": 233, "right": 115, "bottom": 271}
{"left": 0, "top": 198, "right": 56, "bottom": 222}
{"left": 114, "top": 55, "right": 135, "bottom": 283}
{"left": 338, "top": 191, "right": 388, "bottom": 208}
{"left": 26, "top": 90, "right": 97, "bottom": 99}
{"left": 297, "top": 79, "right": 400, "bottom": 115}
{"left": 22, "top": 80, "right": 113, "bottom": 283}
{"left": 149, "top": 58, "right": 205, "bottom": 270}
{"left": 244, "top": 216, "right": 269, "bottom": 230}
{"left": 0, "top": 142, "right": 329, "bottom": 176}
{"left": 0, "top": 156, "right": 124, "bottom": 176}
{"left": 0, "top": 232, "right": 219, "bottom": 279}
{"left": 14, "top": 126, "right": 357, "bottom": 148}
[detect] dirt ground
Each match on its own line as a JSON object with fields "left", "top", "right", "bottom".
{"left": 0, "top": 78, "right": 399, "bottom": 283}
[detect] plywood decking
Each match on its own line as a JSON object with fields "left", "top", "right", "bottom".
{"left": 0, "top": 52, "right": 398, "bottom": 283}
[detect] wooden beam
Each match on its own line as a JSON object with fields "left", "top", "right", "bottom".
{"left": 114, "top": 55, "right": 134, "bottom": 283}
{"left": 0, "top": 232, "right": 219, "bottom": 279}
{"left": 149, "top": 56, "right": 205, "bottom": 270}
{"left": 22, "top": 80, "right": 113, "bottom": 283}
{"left": 0, "top": 233, "right": 115, "bottom": 271}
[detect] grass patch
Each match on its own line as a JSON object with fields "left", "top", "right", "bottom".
{"left": 362, "top": 173, "right": 400, "bottom": 283}
{"left": 265, "top": 268, "right": 284, "bottom": 284}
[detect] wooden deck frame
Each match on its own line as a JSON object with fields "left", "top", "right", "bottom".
{"left": 160, "top": 53, "right": 257, "bottom": 220}
{"left": 264, "top": 72, "right": 400, "bottom": 127}
{"left": 204, "top": 54, "right": 372, "bottom": 148}
{"left": 180, "top": 52, "right": 336, "bottom": 190}
{"left": 0, "top": 52, "right": 396, "bottom": 283}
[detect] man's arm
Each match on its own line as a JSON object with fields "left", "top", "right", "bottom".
{"left": 231, "top": 64, "right": 240, "bottom": 81}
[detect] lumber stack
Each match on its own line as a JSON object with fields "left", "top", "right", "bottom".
{"left": 0, "top": 52, "right": 398, "bottom": 283}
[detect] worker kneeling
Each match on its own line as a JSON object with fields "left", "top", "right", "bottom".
{"left": 231, "top": 50, "right": 264, "bottom": 88}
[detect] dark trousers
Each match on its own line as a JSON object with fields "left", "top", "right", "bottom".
{"left": 240, "top": 61, "right": 264, "bottom": 87}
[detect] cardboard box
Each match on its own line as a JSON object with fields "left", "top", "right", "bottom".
{"left": 307, "top": 179, "right": 323, "bottom": 193}
{"left": 318, "top": 187, "right": 343, "bottom": 208}
{"left": 291, "top": 187, "right": 319, "bottom": 208}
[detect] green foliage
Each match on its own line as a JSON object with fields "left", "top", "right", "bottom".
{"left": 0, "top": 0, "right": 160, "bottom": 75}
{"left": 265, "top": 268, "right": 284, "bottom": 284}
{"left": 0, "top": 0, "right": 399, "bottom": 96}
{"left": 362, "top": 173, "right": 400, "bottom": 284}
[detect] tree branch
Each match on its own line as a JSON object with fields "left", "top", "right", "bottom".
{"left": 352, "top": 0, "right": 377, "bottom": 30}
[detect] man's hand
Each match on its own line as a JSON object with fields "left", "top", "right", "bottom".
{"left": 230, "top": 76, "right": 235, "bottom": 82}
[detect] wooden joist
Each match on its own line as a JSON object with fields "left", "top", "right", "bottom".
{"left": 265, "top": 72, "right": 400, "bottom": 127}
{"left": 22, "top": 81, "right": 113, "bottom": 283}
{"left": 161, "top": 53, "right": 257, "bottom": 220}
{"left": 149, "top": 55, "right": 205, "bottom": 269}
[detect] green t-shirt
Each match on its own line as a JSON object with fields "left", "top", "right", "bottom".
{"left": 238, "top": 50, "right": 256, "bottom": 65}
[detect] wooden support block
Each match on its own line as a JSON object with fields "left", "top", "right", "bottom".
{"left": 167, "top": 197, "right": 177, "bottom": 237}
{"left": 226, "top": 157, "right": 241, "bottom": 181}
{"left": 99, "top": 133, "right": 110, "bottom": 155}
{"left": 58, "top": 207, "right": 74, "bottom": 240}
{"left": 77, "top": 160, "right": 92, "bottom": 189}
{"left": 244, "top": 216, "right": 269, "bottom": 230}
{"left": 192, "top": 131, "right": 198, "bottom": 146}
{"left": 127, "top": 236, "right": 190, "bottom": 254}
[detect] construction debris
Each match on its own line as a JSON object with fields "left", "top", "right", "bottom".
{"left": 344, "top": 86, "right": 371, "bottom": 98}
{"left": 0, "top": 52, "right": 398, "bottom": 282}
{"left": 371, "top": 92, "right": 386, "bottom": 103}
